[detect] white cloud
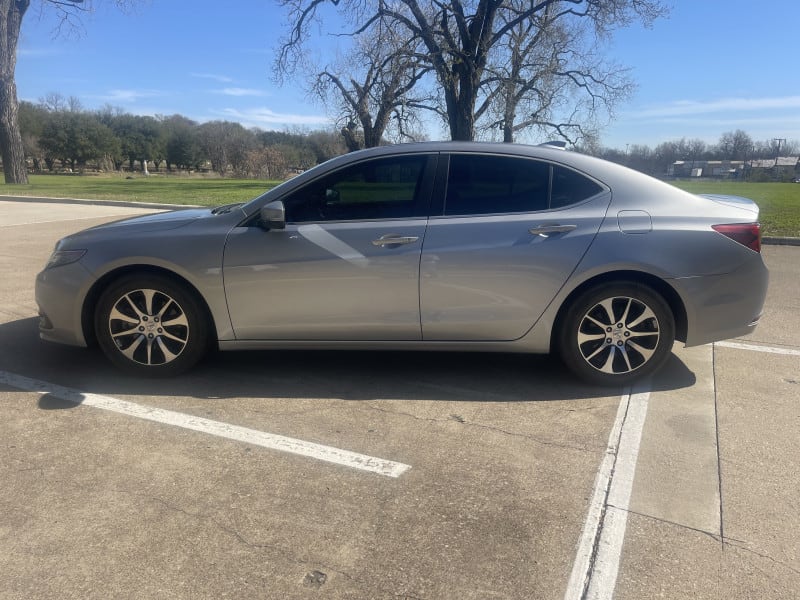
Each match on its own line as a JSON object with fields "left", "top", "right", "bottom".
{"left": 191, "top": 72, "right": 234, "bottom": 83}
{"left": 96, "top": 89, "right": 163, "bottom": 103}
{"left": 18, "top": 47, "right": 60, "bottom": 58}
{"left": 217, "top": 107, "right": 329, "bottom": 127}
{"left": 215, "top": 88, "right": 267, "bottom": 97}
{"left": 630, "top": 96, "right": 800, "bottom": 119}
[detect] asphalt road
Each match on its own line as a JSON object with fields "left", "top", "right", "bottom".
{"left": 1, "top": 199, "right": 797, "bottom": 599}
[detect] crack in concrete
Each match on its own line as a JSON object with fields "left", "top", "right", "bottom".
{"left": 610, "top": 505, "right": 724, "bottom": 545}
{"left": 124, "top": 490, "right": 428, "bottom": 599}
{"left": 723, "top": 539, "right": 800, "bottom": 578}
{"left": 362, "top": 403, "right": 597, "bottom": 454}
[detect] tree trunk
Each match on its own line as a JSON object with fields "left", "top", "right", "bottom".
{"left": 448, "top": 92, "right": 477, "bottom": 141}
{"left": 0, "top": 0, "right": 30, "bottom": 184}
{"left": 0, "top": 75, "right": 27, "bottom": 182}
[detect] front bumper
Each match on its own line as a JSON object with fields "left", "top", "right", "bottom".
{"left": 35, "top": 261, "right": 96, "bottom": 347}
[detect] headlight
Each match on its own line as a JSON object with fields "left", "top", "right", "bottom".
{"left": 44, "top": 249, "right": 86, "bottom": 270}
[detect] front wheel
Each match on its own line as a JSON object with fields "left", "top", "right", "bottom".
{"left": 94, "top": 274, "right": 209, "bottom": 376}
{"left": 557, "top": 282, "right": 675, "bottom": 386}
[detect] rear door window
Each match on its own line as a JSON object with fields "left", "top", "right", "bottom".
{"left": 443, "top": 154, "right": 603, "bottom": 216}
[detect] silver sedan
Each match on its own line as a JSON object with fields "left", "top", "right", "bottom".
{"left": 36, "top": 142, "right": 768, "bottom": 385}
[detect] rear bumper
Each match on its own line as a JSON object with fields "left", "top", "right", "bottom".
{"left": 673, "top": 255, "right": 769, "bottom": 347}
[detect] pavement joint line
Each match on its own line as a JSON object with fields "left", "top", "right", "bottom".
{"left": 0, "top": 369, "right": 411, "bottom": 478}
{"left": 712, "top": 344, "right": 725, "bottom": 546}
{"left": 564, "top": 383, "right": 651, "bottom": 600}
{"left": 714, "top": 340, "right": 800, "bottom": 356}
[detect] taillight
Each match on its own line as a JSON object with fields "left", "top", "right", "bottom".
{"left": 712, "top": 223, "right": 761, "bottom": 253}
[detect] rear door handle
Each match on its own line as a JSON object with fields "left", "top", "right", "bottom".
{"left": 372, "top": 234, "right": 420, "bottom": 247}
{"left": 528, "top": 224, "right": 577, "bottom": 237}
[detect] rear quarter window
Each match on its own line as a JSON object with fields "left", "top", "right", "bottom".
{"left": 550, "top": 165, "right": 604, "bottom": 208}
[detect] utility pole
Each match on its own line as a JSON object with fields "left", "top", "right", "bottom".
{"left": 774, "top": 138, "right": 786, "bottom": 180}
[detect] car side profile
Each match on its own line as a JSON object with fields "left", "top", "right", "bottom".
{"left": 36, "top": 142, "right": 768, "bottom": 385}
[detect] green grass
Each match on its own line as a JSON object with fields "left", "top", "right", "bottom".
{"left": 671, "top": 180, "right": 800, "bottom": 238}
{"left": 3, "top": 173, "right": 799, "bottom": 237}
{"left": 1, "top": 173, "right": 281, "bottom": 206}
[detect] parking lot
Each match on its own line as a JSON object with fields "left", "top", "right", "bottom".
{"left": 1, "top": 198, "right": 798, "bottom": 599}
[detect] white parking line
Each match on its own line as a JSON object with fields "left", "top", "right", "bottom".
{"left": 0, "top": 370, "right": 411, "bottom": 478}
{"left": 715, "top": 340, "right": 800, "bottom": 356}
{"left": 564, "top": 384, "right": 651, "bottom": 600}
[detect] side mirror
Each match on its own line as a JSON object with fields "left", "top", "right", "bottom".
{"left": 325, "top": 188, "right": 340, "bottom": 204}
{"left": 260, "top": 200, "right": 286, "bottom": 230}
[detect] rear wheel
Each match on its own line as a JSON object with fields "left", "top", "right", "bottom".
{"left": 558, "top": 282, "right": 675, "bottom": 386}
{"left": 94, "top": 274, "right": 208, "bottom": 376}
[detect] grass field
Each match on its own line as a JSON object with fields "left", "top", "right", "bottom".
{"left": 1, "top": 174, "right": 280, "bottom": 206}
{"left": 2, "top": 173, "right": 798, "bottom": 237}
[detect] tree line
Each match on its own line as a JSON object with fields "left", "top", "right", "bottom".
{"left": 16, "top": 96, "right": 797, "bottom": 181}
{"left": 578, "top": 130, "right": 799, "bottom": 177}
{"left": 17, "top": 96, "right": 348, "bottom": 178}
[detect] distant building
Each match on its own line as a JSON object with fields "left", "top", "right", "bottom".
{"left": 747, "top": 156, "right": 799, "bottom": 179}
{"left": 669, "top": 160, "right": 744, "bottom": 178}
{"left": 669, "top": 156, "right": 800, "bottom": 179}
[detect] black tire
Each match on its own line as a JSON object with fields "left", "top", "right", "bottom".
{"left": 94, "top": 274, "right": 209, "bottom": 376}
{"left": 557, "top": 282, "right": 675, "bottom": 386}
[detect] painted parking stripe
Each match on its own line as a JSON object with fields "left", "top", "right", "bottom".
{"left": 564, "top": 384, "right": 651, "bottom": 600}
{"left": 0, "top": 370, "right": 410, "bottom": 478}
{"left": 715, "top": 340, "right": 800, "bottom": 356}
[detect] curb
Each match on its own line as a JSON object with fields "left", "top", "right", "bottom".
{"left": 0, "top": 195, "right": 198, "bottom": 211}
{"left": 2, "top": 194, "right": 798, "bottom": 245}
{"left": 762, "top": 236, "right": 800, "bottom": 246}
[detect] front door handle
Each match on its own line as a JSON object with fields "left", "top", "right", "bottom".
{"left": 372, "top": 234, "right": 420, "bottom": 247}
{"left": 528, "top": 224, "right": 577, "bottom": 237}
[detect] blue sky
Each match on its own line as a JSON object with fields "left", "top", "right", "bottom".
{"left": 16, "top": 1, "right": 800, "bottom": 150}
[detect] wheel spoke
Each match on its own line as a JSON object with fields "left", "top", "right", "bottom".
{"left": 156, "top": 298, "right": 175, "bottom": 320}
{"left": 585, "top": 343, "right": 611, "bottom": 362}
{"left": 119, "top": 334, "right": 146, "bottom": 361}
{"left": 578, "top": 331, "right": 606, "bottom": 345}
{"left": 111, "top": 325, "right": 139, "bottom": 339}
{"left": 598, "top": 298, "right": 617, "bottom": 325}
{"left": 584, "top": 315, "right": 609, "bottom": 330}
{"left": 599, "top": 346, "right": 617, "bottom": 373}
{"left": 156, "top": 337, "right": 179, "bottom": 362}
{"left": 618, "top": 345, "right": 633, "bottom": 372}
{"left": 121, "top": 294, "right": 146, "bottom": 320}
{"left": 160, "top": 329, "right": 188, "bottom": 344}
{"left": 109, "top": 306, "right": 138, "bottom": 326}
{"left": 142, "top": 289, "right": 158, "bottom": 316}
{"left": 627, "top": 305, "right": 657, "bottom": 330}
{"left": 162, "top": 313, "right": 189, "bottom": 329}
{"left": 627, "top": 339, "right": 656, "bottom": 363}
{"left": 619, "top": 298, "right": 633, "bottom": 326}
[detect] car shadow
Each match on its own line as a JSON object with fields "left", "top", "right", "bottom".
{"left": 0, "top": 317, "right": 696, "bottom": 406}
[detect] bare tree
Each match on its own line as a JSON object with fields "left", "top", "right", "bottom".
{"left": 277, "top": 0, "right": 667, "bottom": 141}
{"left": 481, "top": 4, "right": 634, "bottom": 143}
{"left": 0, "top": 0, "right": 130, "bottom": 183}
{"left": 308, "top": 24, "right": 431, "bottom": 150}
{"left": 715, "top": 130, "right": 753, "bottom": 161}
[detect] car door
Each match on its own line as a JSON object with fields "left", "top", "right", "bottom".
{"left": 420, "top": 153, "right": 611, "bottom": 341}
{"left": 223, "top": 153, "right": 436, "bottom": 341}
